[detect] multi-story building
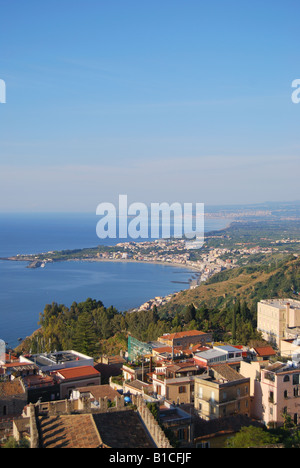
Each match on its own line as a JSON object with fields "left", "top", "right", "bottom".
{"left": 257, "top": 299, "right": 300, "bottom": 347}
{"left": 260, "top": 359, "right": 300, "bottom": 427}
{"left": 54, "top": 366, "right": 101, "bottom": 399}
{"left": 157, "top": 330, "right": 212, "bottom": 349}
{"left": 194, "top": 364, "right": 250, "bottom": 421}
{"left": 20, "top": 350, "right": 94, "bottom": 373}
{"left": 193, "top": 345, "right": 243, "bottom": 369}
{"left": 151, "top": 361, "right": 201, "bottom": 404}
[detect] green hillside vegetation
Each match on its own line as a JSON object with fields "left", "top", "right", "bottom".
{"left": 17, "top": 256, "right": 300, "bottom": 357}
{"left": 161, "top": 255, "right": 300, "bottom": 313}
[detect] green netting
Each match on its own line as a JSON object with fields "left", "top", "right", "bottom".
{"left": 128, "top": 336, "right": 152, "bottom": 362}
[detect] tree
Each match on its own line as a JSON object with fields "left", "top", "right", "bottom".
{"left": 152, "top": 305, "right": 159, "bottom": 324}
{"left": 183, "top": 304, "right": 196, "bottom": 323}
{"left": 2, "top": 437, "right": 30, "bottom": 448}
{"left": 72, "top": 312, "right": 99, "bottom": 357}
{"left": 227, "top": 426, "right": 279, "bottom": 448}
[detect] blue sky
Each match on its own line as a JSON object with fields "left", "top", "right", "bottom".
{"left": 0, "top": 0, "right": 299, "bottom": 212}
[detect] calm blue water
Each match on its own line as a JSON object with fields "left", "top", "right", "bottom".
{"left": 0, "top": 213, "right": 230, "bottom": 347}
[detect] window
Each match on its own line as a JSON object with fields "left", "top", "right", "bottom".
{"left": 197, "top": 442, "right": 210, "bottom": 448}
{"left": 283, "top": 375, "right": 290, "bottom": 383}
{"left": 179, "top": 386, "right": 186, "bottom": 394}
{"left": 177, "top": 428, "right": 186, "bottom": 441}
{"left": 284, "top": 390, "right": 288, "bottom": 399}
{"left": 293, "top": 374, "right": 300, "bottom": 385}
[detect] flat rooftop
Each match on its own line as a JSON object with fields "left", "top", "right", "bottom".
{"left": 22, "top": 351, "right": 91, "bottom": 368}
{"left": 260, "top": 299, "right": 300, "bottom": 310}
{"left": 195, "top": 348, "right": 227, "bottom": 360}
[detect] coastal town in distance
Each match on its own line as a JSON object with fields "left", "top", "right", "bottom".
{"left": 1, "top": 202, "right": 300, "bottom": 449}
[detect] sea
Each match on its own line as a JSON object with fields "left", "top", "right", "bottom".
{"left": 0, "top": 213, "right": 230, "bottom": 348}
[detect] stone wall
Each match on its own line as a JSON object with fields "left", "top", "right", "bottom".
{"left": 131, "top": 394, "right": 173, "bottom": 449}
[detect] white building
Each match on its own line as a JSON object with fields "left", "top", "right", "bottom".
{"left": 257, "top": 299, "right": 300, "bottom": 347}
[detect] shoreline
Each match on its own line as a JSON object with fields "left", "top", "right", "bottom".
{"left": 64, "top": 257, "right": 203, "bottom": 272}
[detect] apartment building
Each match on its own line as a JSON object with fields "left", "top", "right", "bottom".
{"left": 193, "top": 345, "right": 243, "bottom": 369}
{"left": 151, "top": 361, "right": 201, "bottom": 404}
{"left": 194, "top": 365, "right": 250, "bottom": 421}
{"left": 257, "top": 299, "right": 300, "bottom": 347}
{"left": 260, "top": 359, "right": 300, "bottom": 427}
{"left": 157, "top": 330, "right": 212, "bottom": 349}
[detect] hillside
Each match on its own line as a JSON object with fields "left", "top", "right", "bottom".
{"left": 15, "top": 256, "right": 300, "bottom": 355}
{"left": 159, "top": 255, "right": 300, "bottom": 316}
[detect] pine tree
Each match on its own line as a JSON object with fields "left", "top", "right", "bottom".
{"left": 72, "top": 312, "right": 99, "bottom": 357}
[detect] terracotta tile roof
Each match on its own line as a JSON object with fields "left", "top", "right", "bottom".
{"left": 152, "top": 346, "right": 182, "bottom": 354}
{"left": 159, "top": 330, "right": 205, "bottom": 341}
{"left": 191, "top": 345, "right": 210, "bottom": 353}
{"left": 75, "top": 384, "right": 120, "bottom": 401}
{"left": 38, "top": 414, "right": 102, "bottom": 448}
{"left": 0, "top": 379, "right": 25, "bottom": 397}
{"left": 39, "top": 410, "right": 156, "bottom": 448}
{"left": 56, "top": 366, "right": 100, "bottom": 380}
{"left": 253, "top": 346, "right": 276, "bottom": 357}
{"left": 212, "top": 364, "right": 246, "bottom": 382}
{"left": 22, "top": 374, "right": 56, "bottom": 388}
{"left": 92, "top": 411, "right": 155, "bottom": 448}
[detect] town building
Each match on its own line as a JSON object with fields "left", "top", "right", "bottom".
{"left": 260, "top": 359, "right": 300, "bottom": 427}
{"left": 21, "top": 373, "right": 60, "bottom": 404}
{"left": 0, "top": 361, "right": 38, "bottom": 381}
{"left": 151, "top": 361, "right": 203, "bottom": 404}
{"left": 0, "top": 379, "right": 27, "bottom": 418}
{"left": 257, "top": 299, "right": 300, "bottom": 347}
{"left": 70, "top": 384, "right": 122, "bottom": 411}
{"left": 192, "top": 414, "right": 263, "bottom": 448}
{"left": 53, "top": 366, "right": 101, "bottom": 399}
{"left": 239, "top": 360, "right": 270, "bottom": 420}
{"left": 94, "top": 355, "right": 126, "bottom": 384}
{"left": 159, "top": 402, "right": 193, "bottom": 447}
{"left": 194, "top": 365, "right": 250, "bottom": 421}
{"left": 20, "top": 350, "right": 94, "bottom": 373}
{"left": 157, "top": 330, "right": 212, "bottom": 349}
{"left": 193, "top": 345, "right": 243, "bottom": 369}
{"left": 280, "top": 337, "right": 300, "bottom": 359}
{"left": 250, "top": 345, "right": 277, "bottom": 362}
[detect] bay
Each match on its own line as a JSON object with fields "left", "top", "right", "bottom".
{"left": 0, "top": 213, "right": 230, "bottom": 347}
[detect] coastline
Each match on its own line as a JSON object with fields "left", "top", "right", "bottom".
{"left": 64, "top": 257, "right": 203, "bottom": 272}
{"left": 1, "top": 217, "right": 232, "bottom": 348}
